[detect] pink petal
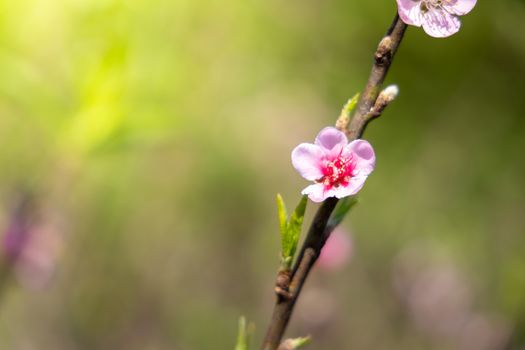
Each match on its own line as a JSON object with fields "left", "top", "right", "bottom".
{"left": 345, "top": 139, "right": 375, "bottom": 176}
{"left": 333, "top": 175, "right": 368, "bottom": 198}
{"left": 397, "top": 0, "right": 423, "bottom": 26}
{"left": 318, "top": 228, "right": 353, "bottom": 270}
{"left": 291, "top": 143, "right": 325, "bottom": 181}
{"left": 301, "top": 183, "right": 328, "bottom": 203}
{"left": 443, "top": 0, "right": 477, "bottom": 15}
{"left": 422, "top": 9, "right": 461, "bottom": 38}
{"left": 315, "top": 127, "right": 348, "bottom": 157}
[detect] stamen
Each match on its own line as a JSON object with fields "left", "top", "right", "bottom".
{"left": 319, "top": 154, "right": 356, "bottom": 190}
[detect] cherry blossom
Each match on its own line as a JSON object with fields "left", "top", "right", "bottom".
{"left": 291, "top": 127, "right": 375, "bottom": 202}
{"left": 397, "top": 0, "right": 477, "bottom": 38}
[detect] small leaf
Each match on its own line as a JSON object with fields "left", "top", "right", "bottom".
{"left": 336, "top": 93, "right": 360, "bottom": 130}
{"left": 235, "top": 316, "right": 254, "bottom": 350}
{"left": 326, "top": 196, "right": 358, "bottom": 232}
{"left": 276, "top": 194, "right": 288, "bottom": 237}
{"left": 342, "top": 93, "right": 360, "bottom": 117}
{"left": 281, "top": 256, "right": 293, "bottom": 269}
{"left": 278, "top": 336, "right": 311, "bottom": 350}
{"left": 284, "top": 195, "right": 308, "bottom": 260}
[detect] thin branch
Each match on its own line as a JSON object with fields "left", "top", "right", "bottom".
{"left": 346, "top": 14, "right": 407, "bottom": 139}
{"left": 260, "top": 13, "right": 407, "bottom": 350}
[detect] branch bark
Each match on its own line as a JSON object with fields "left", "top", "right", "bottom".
{"left": 260, "top": 13, "right": 407, "bottom": 350}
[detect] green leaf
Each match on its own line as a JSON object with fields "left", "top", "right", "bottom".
{"left": 283, "top": 195, "right": 307, "bottom": 260}
{"left": 276, "top": 194, "right": 288, "bottom": 237}
{"left": 342, "top": 93, "right": 360, "bottom": 118}
{"left": 336, "top": 93, "right": 361, "bottom": 130}
{"left": 277, "top": 195, "right": 308, "bottom": 269}
{"left": 235, "top": 316, "right": 253, "bottom": 350}
{"left": 326, "top": 196, "right": 358, "bottom": 232}
{"left": 279, "top": 336, "right": 311, "bottom": 349}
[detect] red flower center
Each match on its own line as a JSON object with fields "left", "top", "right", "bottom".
{"left": 320, "top": 154, "right": 356, "bottom": 190}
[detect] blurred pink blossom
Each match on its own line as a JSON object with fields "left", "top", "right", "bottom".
{"left": 318, "top": 228, "right": 353, "bottom": 271}
{"left": 291, "top": 127, "right": 375, "bottom": 202}
{"left": 2, "top": 194, "right": 34, "bottom": 261}
{"left": 396, "top": 0, "right": 477, "bottom": 38}
{"left": 3, "top": 218, "right": 31, "bottom": 261}
{"left": 392, "top": 243, "right": 512, "bottom": 349}
{"left": 15, "top": 224, "right": 63, "bottom": 290}
{"left": 2, "top": 195, "right": 63, "bottom": 290}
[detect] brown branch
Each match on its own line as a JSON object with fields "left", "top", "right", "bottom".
{"left": 346, "top": 14, "right": 407, "bottom": 139}
{"left": 260, "top": 13, "right": 407, "bottom": 350}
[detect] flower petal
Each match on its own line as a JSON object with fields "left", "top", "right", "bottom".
{"left": 318, "top": 228, "right": 352, "bottom": 270}
{"left": 443, "top": 0, "right": 477, "bottom": 16}
{"left": 333, "top": 175, "right": 368, "bottom": 198}
{"left": 421, "top": 9, "right": 461, "bottom": 38}
{"left": 397, "top": 0, "right": 423, "bottom": 27}
{"left": 301, "top": 183, "right": 328, "bottom": 203}
{"left": 345, "top": 139, "right": 375, "bottom": 176}
{"left": 314, "top": 127, "right": 348, "bottom": 156}
{"left": 291, "top": 143, "right": 324, "bottom": 181}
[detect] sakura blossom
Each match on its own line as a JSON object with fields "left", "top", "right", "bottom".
{"left": 318, "top": 228, "right": 353, "bottom": 270}
{"left": 396, "top": 0, "right": 477, "bottom": 38}
{"left": 291, "top": 127, "right": 375, "bottom": 203}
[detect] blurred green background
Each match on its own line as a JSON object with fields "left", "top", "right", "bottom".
{"left": 0, "top": 0, "right": 524, "bottom": 349}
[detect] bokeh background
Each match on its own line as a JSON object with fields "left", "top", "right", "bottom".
{"left": 0, "top": 0, "right": 524, "bottom": 349}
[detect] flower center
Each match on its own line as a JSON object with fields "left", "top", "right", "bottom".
{"left": 420, "top": 0, "right": 443, "bottom": 12}
{"left": 320, "top": 154, "right": 356, "bottom": 190}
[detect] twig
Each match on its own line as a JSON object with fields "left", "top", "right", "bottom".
{"left": 260, "top": 13, "right": 407, "bottom": 350}
{"left": 346, "top": 14, "right": 407, "bottom": 139}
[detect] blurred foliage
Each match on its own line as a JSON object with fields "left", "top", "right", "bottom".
{"left": 0, "top": 0, "right": 524, "bottom": 349}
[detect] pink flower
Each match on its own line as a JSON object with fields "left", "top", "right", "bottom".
{"left": 396, "top": 0, "right": 477, "bottom": 38}
{"left": 291, "top": 127, "right": 375, "bottom": 203}
{"left": 318, "top": 228, "right": 353, "bottom": 271}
